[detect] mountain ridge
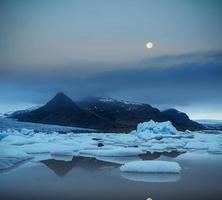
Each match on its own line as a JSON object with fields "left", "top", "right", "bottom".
{"left": 10, "top": 93, "right": 204, "bottom": 132}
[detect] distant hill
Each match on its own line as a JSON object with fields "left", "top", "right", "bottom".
{"left": 11, "top": 93, "right": 204, "bottom": 132}
{"left": 161, "top": 109, "right": 204, "bottom": 131}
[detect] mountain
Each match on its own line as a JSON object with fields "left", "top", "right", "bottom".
{"left": 11, "top": 92, "right": 115, "bottom": 130}
{"left": 11, "top": 93, "right": 204, "bottom": 132}
{"left": 77, "top": 97, "right": 164, "bottom": 131}
{"left": 161, "top": 109, "right": 204, "bottom": 130}
{"left": 4, "top": 106, "right": 41, "bottom": 117}
{"left": 78, "top": 97, "right": 204, "bottom": 131}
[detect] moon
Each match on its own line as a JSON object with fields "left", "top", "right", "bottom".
{"left": 146, "top": 42, "right": 153, "bottom": 49}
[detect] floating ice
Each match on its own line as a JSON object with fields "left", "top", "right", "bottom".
{"left": 0, "top": 144, "right": 32, "bottom": 170}
{"left": 1, "top": 135, "right": 35, "bottom": 145}
{"left": 120, "top": 160, "right": 181, "bottom": 173}
{"left": 79, "top": 147, "right": 144, "bottom": 157}
{"left": 131, "top": 120, "right": 179, "bottom": 140}
{"left": 208, "top": 146, "right": 222, "bottom": 154}
{"left": 50, "top": 149, "right": 74, "bottom": 156}
{"left": 96, "top": 156, "right": 142, "bottom": 164}
{"left": 0, "top": 119, "right": 222, "bottom": 171}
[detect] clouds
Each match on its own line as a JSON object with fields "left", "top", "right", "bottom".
{"left": 0, "top": 1, "right": 222, "bottom": 118}
{"left": 0, "top": 50, "right": 221, "bottom": 119}
{"left": 1, "top": 51, "right": 221, "bottom": 109}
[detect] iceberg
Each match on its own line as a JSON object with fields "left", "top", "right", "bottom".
{"left": 131, "top": 120, "right": 179, "bottom": 140}
{"left": 120, "top": 160, "right": 181, "bottom": 173}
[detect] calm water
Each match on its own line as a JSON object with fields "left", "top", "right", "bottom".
{"left": 0, "top": 152, "right": 222, "bottom": 200}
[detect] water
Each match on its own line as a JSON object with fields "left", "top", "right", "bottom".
{"left": 0, "top": 152, "right": 222, "bottom": 200}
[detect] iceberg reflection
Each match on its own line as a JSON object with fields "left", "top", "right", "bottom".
{"left": 121, "top": 172, "right": 181, "bottom": 183}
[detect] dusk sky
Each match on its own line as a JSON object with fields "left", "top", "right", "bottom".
{"left": 0, "top": 0, "right": 222, "bottom": 119}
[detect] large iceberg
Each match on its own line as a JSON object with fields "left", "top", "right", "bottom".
{"left": 130, "top": 120, "right": 179, "bottom": 140}
{"left": 120, "top": 160, "right": 181, "bottom": 173}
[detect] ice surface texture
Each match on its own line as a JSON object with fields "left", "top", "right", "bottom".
{"left": 120, "top": 161, "right": 181, "bottom": 173}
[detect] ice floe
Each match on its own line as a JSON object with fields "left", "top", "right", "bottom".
{"left": 0, "top": 120, "right": 222, "bottom": 171}
{"left": 0, "top": 144, "right": 32, "bottom": 170}
{"left": 79, "top": 148, "right": 144, "bottom": 157}
{"left": 120, "top": 160, "right": 181, "bottom": 173}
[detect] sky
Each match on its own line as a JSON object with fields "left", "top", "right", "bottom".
{"left": 0, "top": 0, "right": 222, "bottom": 119}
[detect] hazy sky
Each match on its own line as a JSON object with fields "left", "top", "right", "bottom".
{"left": 0, "top": 0, "right": 222, "bottom": 119}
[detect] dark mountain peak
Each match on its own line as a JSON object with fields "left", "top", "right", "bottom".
{"left": 45, "top": 92, "right": 77, "bottom": 108}
{"left": 55, "top": 92, "right": 68, "bottom": 98}
{"left": 11, "top": 92, "right": 115, "bottom": 130}
{"left": 11, "top": 93, "right": 204, "bottom": 132}
{"left": 52, "top": 92, "right": 73, "bottom": 102}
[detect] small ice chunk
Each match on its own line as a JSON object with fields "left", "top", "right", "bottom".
{"left": 120, "top": 160, "right": 181, "bottom": 173}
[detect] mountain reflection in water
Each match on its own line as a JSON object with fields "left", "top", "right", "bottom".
{"left": 41, "top": 151, "right": 183, "bottom": 177}
{"left": 41, "top": 156, "right": 119, "bottom": 176}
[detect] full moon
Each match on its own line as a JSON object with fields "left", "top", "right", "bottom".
{"left": 146, "top": 42, "right": 153, "bottom": 49}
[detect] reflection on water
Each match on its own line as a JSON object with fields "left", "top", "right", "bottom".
{"left": 1, "top": 152, "right": 222, "bottom": 200}
{"left": 40, "top": 151, "right": 184, "bottom": 177}
{"left": 121, "top": 172, "right": 181, "bottom": 183}
{"left": 41, "top": 156, "right": 119, "bottom": 176}
{"left": 139, "top": 150, "right": 184, "bottom": 160}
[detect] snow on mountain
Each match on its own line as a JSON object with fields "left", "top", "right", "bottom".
{"left": 98, "top": 97, "right": 144, "bottom": 105}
